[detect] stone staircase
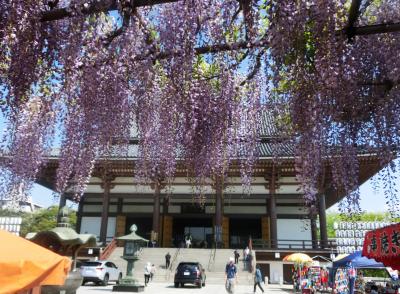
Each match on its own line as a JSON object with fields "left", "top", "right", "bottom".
{"left": 107, "top": 247, "right": 256, "bottom": 285}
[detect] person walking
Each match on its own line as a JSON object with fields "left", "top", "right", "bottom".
{"left": 225, "top": 257, "right": 238, "bottom": 294}
{"left": 150, "top": 264, "right": 156, "bottom": 281}
{"left": 243, "top": 246, "right": 250, "bottom": 270}
{"left": 234, "top": 249, "right": 240, "bottom": 264}
{"left": 248, "top": 251, "right": 253, "bottom": 273}
{"left": 184, "top": 233, "right": 192, "bottom": 248}
{"left": 165, "top": 252, "right": 171, "bottom": 269}
{"left": 253, "top": 265, "right": 264, "bottom": 293}
{"left": 144, "top": 262, "right": 152, "bottom": 286}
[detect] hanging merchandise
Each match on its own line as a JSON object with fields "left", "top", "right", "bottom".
{"left": 308, "top": 267, "right": 322, "bottom": 291}
{"left": 334, "top": 268, "right": 349, "bottom": 294}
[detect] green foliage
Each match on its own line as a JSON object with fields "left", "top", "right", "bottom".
{"left": 19, "top": 206, "right": 77, "bottom": 237}
{"left": 0, "top": 209, "right": 26, "bottom": 217}
{"left": 359, "top": 269, "right": 389, "bottom": 278}
{"left": 326, "top": 212, "right": 400, "bottom": 239}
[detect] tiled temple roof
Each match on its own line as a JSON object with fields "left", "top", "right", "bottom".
{"left": 48, "top": 112, "right": 295, "bottom": 159}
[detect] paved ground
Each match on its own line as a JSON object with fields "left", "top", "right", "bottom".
{"left": 77, "top": 282, "right": 294, "bottom": 294}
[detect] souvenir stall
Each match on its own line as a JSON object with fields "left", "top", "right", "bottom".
{"left": 283, "top": 253, "right": 313, "bottom": 293}
{"left": 333, "top": 251, "right": 386, "bottom": 293}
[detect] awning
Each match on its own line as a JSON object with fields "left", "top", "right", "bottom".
{"left": 0, "top": 229, "right": 71, "bottom": 294}
{"left": 333, "top": 251, "right": 385, "bottom": 268}
{"left": 362, "top": 222, "right": 400, "bottom": 270}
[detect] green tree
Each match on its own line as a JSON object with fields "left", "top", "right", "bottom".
{"left": 326, "top": 212, "right": 400, "bottom": 239}
{"left": 0, "top": 209, "right": 26, "bottom": 217}
{"left": 19, "top": 206, "right": 77, "bottom": 237}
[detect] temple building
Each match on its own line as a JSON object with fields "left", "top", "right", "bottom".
{"left": 37, "top": 114, "right": 382, "bottom": 251}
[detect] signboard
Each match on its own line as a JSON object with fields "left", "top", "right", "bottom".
{"left": 362, "top": 222, "right": 400, "bottom": 270}
{"left": 334, "top": 221, "right": 394, "bottom": 254}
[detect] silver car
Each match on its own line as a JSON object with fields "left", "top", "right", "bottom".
{"left": 80, "top": 261, "right": 122, "bottom": 286}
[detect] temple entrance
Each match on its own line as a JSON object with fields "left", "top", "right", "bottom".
{"left": 229, "top": 217, "right": 262, "bottom": 249}
{"left": 172, "top": 217, "right": 213, "bottom": 248}
{"left": 125, "top": 217, "right": 152, "bottom": 240}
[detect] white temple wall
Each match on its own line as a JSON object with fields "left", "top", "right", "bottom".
{"left": 80, "top": 216, "right": 116, "bottom": 241}
{"left": 277, "top": 219, "right": 312, "bottom": 247}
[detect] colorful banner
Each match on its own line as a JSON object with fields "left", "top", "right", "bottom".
{"left": 362, "top": 223, "right": 400, "bottom": 270}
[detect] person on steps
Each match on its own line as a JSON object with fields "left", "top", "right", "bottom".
{"left": 253, "top": 265, "right": 264, "bottom": 293}
{"left": 234, "top": 249, "right": 240, "bottom": 264}
{"left": 144, "top": 262, "right": 151, "bottom": 286}
{"left": 165, "top": 252, "right": 171, "bottom": 269}
{"left": 225, "top": 257, "right": 238, "bottom": 294}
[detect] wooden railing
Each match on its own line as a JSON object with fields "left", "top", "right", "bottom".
{"left": 251, "top": 239, "right": 336, "bottom": 251}
{"left": 100, "top": 237, "right": 117, "bottom": 260}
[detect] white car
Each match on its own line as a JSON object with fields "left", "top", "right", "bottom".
{"left": 80, "top": 260, "right": 122, "bottom": 286}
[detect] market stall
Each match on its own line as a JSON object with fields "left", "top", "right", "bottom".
{"left": 333, "top": 251, "right": 388, "bottom": 294}
{"left": 283, "top": 253, "right": 313, "bottom": 293}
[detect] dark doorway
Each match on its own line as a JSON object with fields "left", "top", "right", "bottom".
{"left": 256, "top": 263, "right": 270, "bottom": 283}
{"left": 283, "top": 264, "right": 294, "bottom": 284}
{"left": 173, "top": 217, "right": 213, "bottom": 248}
{"left": 229, "top": 218, "right": 262, "bottom": 249}
{"left": 126, "top": 217, "right": 152, "bottom": 240}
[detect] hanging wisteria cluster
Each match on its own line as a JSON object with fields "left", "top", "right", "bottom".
{"left": 1, "top": 0, "right": 400, "bottom": 213}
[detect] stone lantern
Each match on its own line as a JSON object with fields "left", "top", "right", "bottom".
{"left": 113, "top": 224, "right": 148, "bottom": 292}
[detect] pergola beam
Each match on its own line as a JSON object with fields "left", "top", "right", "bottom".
{"left": 153, "top": 39, "right": 266, "bottom": 60}
{"left": 353, "top": 22, "right": 400, "bottom": 36}
{"left": 346, "top": 0, "right": 362, "bottom": 39}
{"left": 347, "top": 0, "right": 362, "bottom": 29}
{"left": 41, "top": 0, "right": 179, "bottom": 22}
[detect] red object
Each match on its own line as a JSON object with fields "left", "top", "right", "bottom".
{"left": 362, "top": 223, "right": 400, "bottom": 270}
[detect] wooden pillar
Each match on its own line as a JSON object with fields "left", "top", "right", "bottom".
{"left": 76, "top": 200, "right": 83, "bottom": 233}
{"left": 268, "top": 167, "right": 278, "bottom": 249}
{"left": 222, "top": 216, "right": 229, "bottom": 248}
{"left": 319, "top": 194, "right": 328, "bottom": 248}
{"left": 100, "top": 173, "right": 114, "bottom": 245}
{"left": 261, "top": 216, "right": 270, "bottom": 241}
{"left": 310, "top": 214, "right": 318, "bottom": 249}
{"left": 151, "top": 180, "right": 162, "bottom": 244}
{"left": 162, "top": 215, "right": 173, "bottom": 247}
{"left": 214, "top": 178, "right": 223, "bottom": 247}
{"left": 161, "top": 196, "right": 169, "bottom": 245}
{"left": 57, "top": 193, "right": 67, "bottom": 224}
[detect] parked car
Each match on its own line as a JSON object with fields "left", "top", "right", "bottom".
{"left": 174, "top": 262, "right": 206, "bottom": 288}
{"left": 80, "top": 260, "right": 122, "bottom": 286}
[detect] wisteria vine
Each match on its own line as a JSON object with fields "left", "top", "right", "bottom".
{"left": 1, "top": 0, "right": 400, "bottom": 214}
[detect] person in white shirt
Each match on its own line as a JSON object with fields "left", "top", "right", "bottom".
{"left": 144, "top": 262, "right": 152, "bottom": 286}
{"left": 150, "top": 264, "right": 156, "bottom": 281}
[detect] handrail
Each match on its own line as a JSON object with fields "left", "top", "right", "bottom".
{"left": 207, "top": 246, "right": 217, "bottom": 272}
{"left": 99, "top": 237, "right": 117, "bottom": 260}
{"left": 165, "top": 247, "right": 180, "bottom": 281}
{"left": 251, "top": 239, "right": 336, "bottom": 250}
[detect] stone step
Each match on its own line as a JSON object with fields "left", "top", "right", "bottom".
{"left": 107, "top": 247, "right": 257, "bottom": 285}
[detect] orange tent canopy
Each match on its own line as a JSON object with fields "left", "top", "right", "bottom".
{"left": 0, "top": 229, "right": 71, "bottom": 294}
